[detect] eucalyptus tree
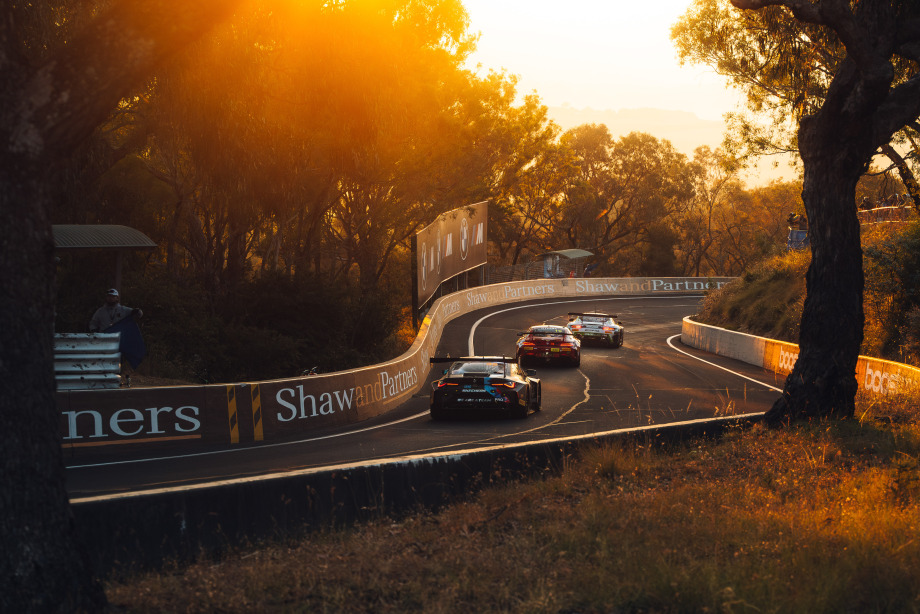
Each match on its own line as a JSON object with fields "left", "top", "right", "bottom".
{"left": 143, "top": 4, "right": 322, "bottom": 294}
{"left": 1, "top": 1, "right": 242, "bottom": 609}
{"left": 704, "top": 183, "right": 778, "bottom": 274}
{"left": 498, "top": 139, "right": 571, "bottom": 264}
{"left": 322, "top": 0, "right": 476, "bottom": 298}
{"left": 670, "top": 146, "right": 791, "bottom": 277}
{"left": 718, "top": 179, "right": 802, "bottom": 272}
{"left": 552, "top": 124, "right": 615, "bottom": 250}
{"left": 673, "top": 147, "right": 740, "bottom": 276}
{"left": 456, "top": 76, "right": 561, "bottom": 264}
{"left": 678, "top": 0, "right": 920, "bottom": 424}
{"left": 553, "top": 130, "right": 696, "bottom": 272}
{"left": 673, "top": 0, "right": 920, "bottom": 211}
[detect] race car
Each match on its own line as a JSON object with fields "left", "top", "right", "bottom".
{"left": 429, "top": 356, "right": 541, "bottom": 420}
{"left": 566, "top": 312, "right": 625, "bottom": 348}
{"left": 515, "top": 324, "right": 581, "bottom": 366}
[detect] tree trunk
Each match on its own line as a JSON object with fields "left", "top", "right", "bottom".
{"left": 0, "top": 166, "right": 106, "bottom": 611}
{"left": 1, "top": 1, "right": 242, "bottom": 608}
{"left": 764, "top": 113, "right": 866, "bottom": 425}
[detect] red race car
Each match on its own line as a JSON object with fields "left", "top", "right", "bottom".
{"left": 515, "top": 324, "right": 581, "bottom": 367}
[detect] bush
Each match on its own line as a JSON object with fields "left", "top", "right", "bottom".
{"left": 864, "top": 221, "right": 920, "bottom": 366}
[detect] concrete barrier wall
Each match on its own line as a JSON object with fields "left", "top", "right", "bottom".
{"left": 681, "top": 316, "right": 920, "bottom": 396}
{"left": 679, "top": 317, "right": 767, "bottom": 367}
{"left": 58, "top": 277, "right": 732, "bottom": 461}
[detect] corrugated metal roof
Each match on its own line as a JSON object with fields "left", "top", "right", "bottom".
{"left": 53, "top": 225, "right": 157, "bottom": 250}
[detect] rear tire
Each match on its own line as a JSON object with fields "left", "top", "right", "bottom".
{"left": 514, "top": 401, "right": 529, "bottom": 419}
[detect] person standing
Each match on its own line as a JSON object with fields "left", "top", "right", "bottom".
{"left": 88, "top": 288, "right": 147, "bottom": 374}
{"left": 89, "top": 288, "right": 142, "bottom": 333}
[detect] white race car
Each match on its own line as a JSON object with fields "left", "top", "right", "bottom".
{"left": 566, "top": 312, "right": 624, "bottom": 348}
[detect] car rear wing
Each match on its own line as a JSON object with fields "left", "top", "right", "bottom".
{"left": 430, "top": 356, "right": 517, "bottom": 364}
{"left": 516, "top": 330, "right": 569, "bottom": 336}
{"left": 568, "top": 312, "right": 618, "bottom": 319}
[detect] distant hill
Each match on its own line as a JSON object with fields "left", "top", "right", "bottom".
{"left": 546, "top": 105, "right": 799, "bottom": 187}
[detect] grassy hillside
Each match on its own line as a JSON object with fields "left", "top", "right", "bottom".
{"left": 695, "top": 249, "right": 808, "bottom": 343}
{"left": 696, "top": 221, "right": 920, "bottom": 368}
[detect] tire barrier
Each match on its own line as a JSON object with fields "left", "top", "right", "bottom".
{"left": 681, "top": 316, "right": 920, "bottom": 396}
{"left": 58, "top": 277, "right": 733, "bottom": 463}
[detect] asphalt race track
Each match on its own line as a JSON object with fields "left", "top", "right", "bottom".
{"left": 66, "top": 295, "right": 783, "bottom": 499}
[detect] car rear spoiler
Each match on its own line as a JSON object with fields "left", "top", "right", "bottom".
{"left": 430, "top": 356, "right": 517, "bottom": 364}
{"left": 568, "top": 312, "right": 618, "bottom": 319}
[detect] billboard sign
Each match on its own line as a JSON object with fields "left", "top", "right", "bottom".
{"left": 415, "top": 201, "right": 488, "bottom": 306}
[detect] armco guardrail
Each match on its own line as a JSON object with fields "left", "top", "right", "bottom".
{"left": 681, "top": 316, "right": 920, "bottom": 396}
{"left": 54, "top": 333, "right": 122, "bottom": 390}
{"left": 58, "top": 277, "right": 732, "bottom": 461}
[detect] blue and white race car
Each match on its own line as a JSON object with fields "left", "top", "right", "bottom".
{"left": 429, "top": 356, "right": 541, "bottom": 420}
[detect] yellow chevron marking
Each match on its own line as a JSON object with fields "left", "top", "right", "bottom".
{"left": 251, "top": 384, "right": 264, "bottom": 442}
{"left": 226, "top": 385, "right": 240, "bottom": 444}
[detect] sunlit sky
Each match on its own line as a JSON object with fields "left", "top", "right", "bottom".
{"left": 461, "top": 0, "right": 740, "bottom": 121}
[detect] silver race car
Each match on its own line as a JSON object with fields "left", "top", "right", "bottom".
{"left": 566, "top": 312, "right": 625, "bottom": 348}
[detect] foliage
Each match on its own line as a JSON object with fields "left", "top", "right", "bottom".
{"left": 864, "top": 221, "right": 920, "bottom": 366}
{"left": 696, "top": 247, "right": 809, "bottom": 342}
{"left": 44, "top": 0, "right": 814, "bottom": 383}
{"left": 697, "top": 220, "right": 920, "bottom": 369}
{"left": 672, "top": 0, "right": 920, "bottom": 208}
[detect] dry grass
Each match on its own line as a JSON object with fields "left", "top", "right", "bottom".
{"left": 696, "top": 250, "right": 809, "bottom": 343}
{"left": 106, "top": 393, "right": 920, "bottom": 613}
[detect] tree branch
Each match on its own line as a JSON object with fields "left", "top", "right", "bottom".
{"left": 730, "top": 0, "right": 822, "bottom": 25}
{"left": 872, "top": 75, "right": 920, "bottom": 149}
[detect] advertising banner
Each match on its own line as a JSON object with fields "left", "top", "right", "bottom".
{"left": 415, "top": 201, "right": 488, "bottom": 306}
{"left": 684, "top": 316, "right": 920, "bottom": 398}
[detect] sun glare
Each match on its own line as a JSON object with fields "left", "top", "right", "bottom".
{"left": 461, "top": 0, "right": 738, "bottom": 120}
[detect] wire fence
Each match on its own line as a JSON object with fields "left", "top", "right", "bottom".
{"left": 858, "top": 205, "right": 918, "bottom": 224}
{"left": 485, "top": 257, "right": 589, "bottom": 284}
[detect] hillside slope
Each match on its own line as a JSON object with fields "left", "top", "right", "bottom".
{"left": 695, "top": 221, "right": 920, "bottom": 368}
